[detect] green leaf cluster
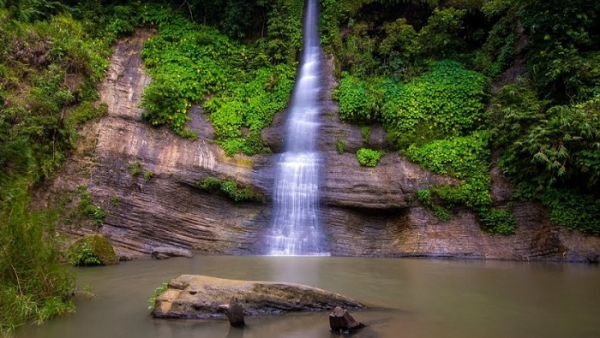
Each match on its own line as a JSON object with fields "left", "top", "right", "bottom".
{"left": 77, "top": 186, "right": 106, "bottom": 227}
{"left": 197, "top": 176, "right": 266, "bottom": 203}
{"left": 139, "top": 6, "right": 297, "bottom": 155}
{"left": 382, "top": 60, "right": 489, "bottom": 148}
{"left": 333, "top": 74, "right": 387, "bottom": 123}
{"left": 356, "top": 148, "right": 384, "bottom": 167}
{"left": 67, "top": 234, "right": 119, "bottom": 267}
{"left": 404, "top": 131, "right": 490, "bottom": 179}
{"left": 404, "top": 132, "right": 516, "bottom": 234}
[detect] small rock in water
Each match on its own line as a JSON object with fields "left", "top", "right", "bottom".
{"left": 329, "top": 306, "right": 364, "bottom": 334}
{"left": 225, "top": 297, "right": 245, "bottom": 328}
{"left": 151, "top": 246, "right": 193, "bottom": 259}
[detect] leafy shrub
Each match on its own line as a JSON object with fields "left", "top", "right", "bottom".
{"left": 140, "top": 7, "right": 297, "bottom": 154}
{"left": 417, "top": 8, "right": 467, "bottom": 59}
{"left": 404, "top": 131, "right": 491, "bottom": 179}
{"left": 407, "top": 132, "right": 516, "bottom": 233}
{"left": 537, "top": 189, "right": 600, "bottom": 235}
{"left": 333, "top": 74, "right": 386, "bottom": 124}
{"left": 336, "top": 139, "right": 346, "bottom": 154}
{"left": 143, "top": 170, "right": 154, "bottom": 181}
{"left": 197, "top": 176, "right": 265, "bottom": 203}
{"left": 356, "top": 148, "right": 384, "bottom": 167}
{"left": 77, "top": 186, "right": 106, "bottom": 227}
{"left": 417, "top": 189, "right": 452, "bottom": 222}
{"left": 477, "top": 207, "right": 517, "bottom": 235}
{"left": 495, "top": 84, "right": 600, "bottom": 194}
{"left": 68, "top": 242, "right": 101, "bottom": 266}
{"left": 67, "top": 235, "right": 118, "bottom": 267}
{"left": 382, "top": 60, "right": 489, "bottom": 148}
{"left": 128, "top": 160, "right": 142, "bottom": 177}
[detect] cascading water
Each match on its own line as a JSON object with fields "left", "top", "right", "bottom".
{"left": 268, "top": 0, "right": 328, "bottom": 256}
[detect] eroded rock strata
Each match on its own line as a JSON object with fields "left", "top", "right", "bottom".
{"left": 41, "top": 30, "right": 600, "bottom": 261}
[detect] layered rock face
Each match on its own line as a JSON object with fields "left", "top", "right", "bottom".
{"left": 44, "top": 30, "right": 600, "bottom": 261}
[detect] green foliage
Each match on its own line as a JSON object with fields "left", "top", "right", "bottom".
{"left": 128, "top": 160, "right": 142, "bottom": 177}
{"left": 67, "top": 235, "right": 118, "bottom": 266}
{"left": 379, "top": 18, "right": 420, "bottom": 80}
{"left": 356, "top": 148, "right": 384, "bottom": 167}
{"left": 404, "top": 131, "right": 490, "bottom": 179}
{"left": 476, "top": 207, "right": 517, "bottom": 235}
{"left": 417, "top": 8, "right": 467, "bottom": 59}
{"left": 110, "top": 196, "right": 120, "bottom": 207}
{"left": 140, "top": 6, "right": 297, "bottom": 154}
{"left": 68, "top": 242, "right": 101, "bottom": 266}
{"left": 333, "top": 74, "right": 394, "bottom": 124}
{"left": 143, "top": 170, "right": 154, "bottom": 180}
{"left": 148, "top": 282, "right": 168, "bottom": 310}
{"left": 417, "top": 189, "right": 451, "bottom": 222}
{"left": 0, "top": 5, "right": 121, "bottom": 331}
{"left": 360, "top": 126, "right": 371, "bottom": 145}
{"left": 336, "top": 139, "right": 346, "bottom": 154}
{"left": 0, "top": 178, "right": 75, "bottom": 334}
{"left": 518, "top": 0, "right": 600, "bottom": 102}
{"left": 493, "top": 81, "right": 600, "bottom": 194}
{"left": 407, "top": 132, "right": 516, "bottom": 234}
{"left": 197, "top": 176, "right": 266, "bottom": 203}
{"left": 77, "top": 186, "right": 105, "bottom": 227}
{"left": 538, "top": 189, "right": 600, "bottom": 235}
{"left": 382, "top": 60, "right": 489, "bottom": 149}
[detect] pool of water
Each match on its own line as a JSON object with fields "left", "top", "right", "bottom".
{"left": 16, "top": 256, "right": 600, "bottom": 338}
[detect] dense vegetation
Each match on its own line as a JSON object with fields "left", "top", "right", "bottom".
{"left": 140, "top": 1, "right": 303, "bottom": 155}
{"left": 326, "top": 0, "right": 600, "bottom": 234}
{"left": 0, "top": 1, "right": 123, "bottom": 332}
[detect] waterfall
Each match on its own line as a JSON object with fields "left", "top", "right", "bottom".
{"left": 268, "top": 0, "right": 328, "bottom": 256}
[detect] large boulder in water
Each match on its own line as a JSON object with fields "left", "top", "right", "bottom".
{"left": 151, "top": 275, "right": 365, "bottom": 319}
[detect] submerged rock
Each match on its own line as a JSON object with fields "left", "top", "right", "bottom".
{"left": 329, "top": 306, "right": 365, "bottom": 334}
{"left": 221, "top": 297, "right": 245, "bottom": 327}
{"left": 151, "top": 275, "right": 365, "bottom": 319}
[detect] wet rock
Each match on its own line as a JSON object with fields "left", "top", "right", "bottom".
{"left": 151, "top": 275, "right": 365, "bottom": 319}
{"left": 329, "top": 306, "right": 364, "bottom": 334}
{"left": 151, "top": 247, "right": 193, "bottom": 259}
{"left": 222, "top": 297, "right": 245, "bottom": 327}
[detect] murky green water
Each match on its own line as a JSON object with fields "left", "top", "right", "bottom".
{"left": 16, "top": 256, "right": 600, "bottom": 338}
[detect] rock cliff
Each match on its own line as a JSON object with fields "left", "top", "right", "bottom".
{"left": 40, "top": 30, "right": 600, "bottom": 262}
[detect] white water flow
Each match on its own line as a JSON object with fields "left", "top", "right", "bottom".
{"left": 268, "top": 0, "right": 328, "bottom": 256}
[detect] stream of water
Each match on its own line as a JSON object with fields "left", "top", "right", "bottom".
{"left": 268, "top": 0, "right": 327, "bottom": 256}
{"left": 17, "top": 256, "right": 600, "bottom": 338}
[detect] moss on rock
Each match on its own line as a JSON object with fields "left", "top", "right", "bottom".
{"left": 67, "top": 234, "right": 119, "bottom": 266}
